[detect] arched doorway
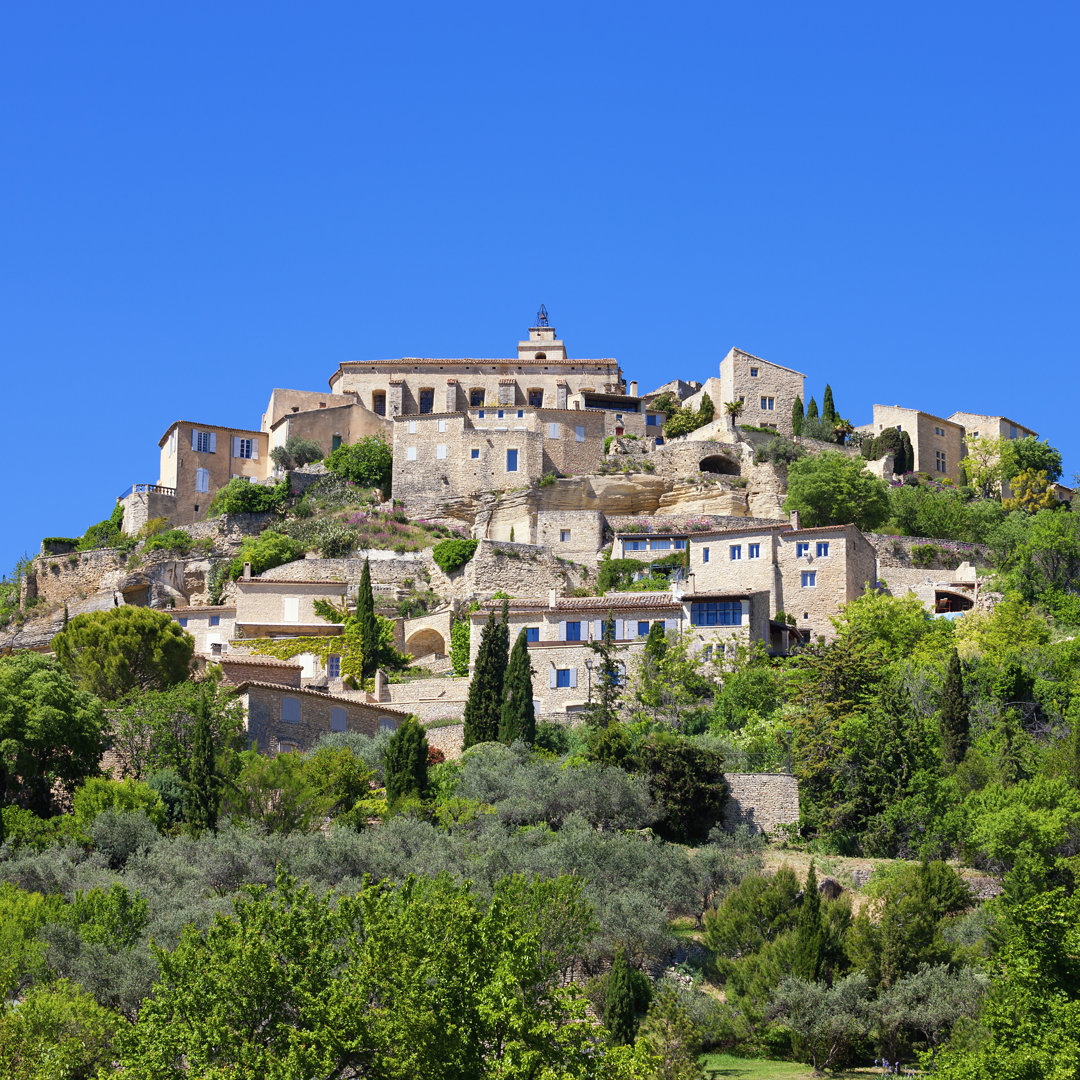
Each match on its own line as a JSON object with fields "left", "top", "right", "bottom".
{"left": 405, "top": 628, "right": 447, "bottom": 658}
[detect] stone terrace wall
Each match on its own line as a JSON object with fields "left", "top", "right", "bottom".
{"left": 22, "top": 548, "right": 128, "bottom": 608}
{"left": 864, "top": 532, "right": 990, "bottom": 570}
{"left": 424, "top": 722, "right": 466, "bottom": 759}
{"left": 430, "top": 540, "right": 589, "bottom": 601}
{"left": 722, "top": 773, "right": 800, "bottom": 835}
{"left": 255, "top": 552, "right": 428, "bottom": 587}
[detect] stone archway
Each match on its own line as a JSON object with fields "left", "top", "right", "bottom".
{"left": 405, "top": 628, "right": 447, "bottom": 658}
{"left": 935, "top": 589, "right": 974, "bottom": 614}
{"left": 698, "top": 453, "right": 741, "bottom": 476}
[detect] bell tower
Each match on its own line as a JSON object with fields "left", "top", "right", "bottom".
{"left": 517, "top": 304, "right": 567, "bottom": 361}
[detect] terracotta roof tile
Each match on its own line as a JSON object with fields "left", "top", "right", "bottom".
{"left": 233, "top": 680, "right": 411, "bottom": 714}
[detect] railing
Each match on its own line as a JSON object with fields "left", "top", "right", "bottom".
{"left": 118, "top": 484, "right": 177, "bottom": 499}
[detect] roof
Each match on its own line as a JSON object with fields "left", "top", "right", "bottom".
{"left": 169, "top": 605, "right": 236, "bottom": 615}
{"left": 686, "top": 591, "right": 755, "bottom": 600}
{"left": 689, "top": 522, "right": 864, "bottom": 541}
{"left": 233, "top": 681, "right": 411, "bottom": 715}
{"left": 157, "top": 421, "right": 265, "bottom": 448}
{"left": 725, "top": 347, "right": 806, "bottom": 379}
{"left": 238, "top": 579, "right": 347, "bottom": 587}
{"left": 870, "top": 404, "right": 963, "bottom": 428}
{"left": 268, "top": 400, "right": 363, "bottom": 432}
{"left": 947, "top": 411, "right": 1038, "bottom": 435}
{"left": 476, "top": 593, "right": 682, "bottom": 614}
{"left": 333, "top": 357, "right": 619, "bottom": 369}
{"left": 213, "top": 654, "right": 303, "bottom": 670}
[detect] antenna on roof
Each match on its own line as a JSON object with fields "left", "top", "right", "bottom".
{"left": 536, "top": 303, "right": 549, "bottom": 327}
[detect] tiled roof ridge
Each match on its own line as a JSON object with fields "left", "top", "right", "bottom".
{"left": 728, "top": 347, "right": 806, "bottom": 378}
{"left": 234, "top": 680, "right": 411, "bottom": 713}
{"left": 338, "top": 357, "right": 619, "bottom": 367}
{"left": 213, "top": 654, "right": 303, "bottom": 668}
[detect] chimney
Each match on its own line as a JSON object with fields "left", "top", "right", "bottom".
{"left": 243, "top": 561, "right": 252, "bottom": 580}
{"left": 630, "top": 380, "right": 638, "bottom": 397}
{"left": 789, "top": 511, "right": 801, "bottom": 530}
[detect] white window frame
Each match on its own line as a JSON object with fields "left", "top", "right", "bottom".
{"left": 801, "top": 571, "right": 817, "bottom": 588}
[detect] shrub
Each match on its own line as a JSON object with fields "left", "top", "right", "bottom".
{"left": 270, "top": 436, "right": 324, "bottom": 472}
{"left": 227, "top": 531, "right": 304, "bottom": 580}
{"left": 324, "top": 434, "right": 393, "bottom": 493}
{"left": 431, "top": 538, "right": 479, "bottom": 574}
{"left": 911, "top": 543, "right": 939, "bottom": 568}
{"left": 144, "top": 529, "right": 193, "bottom": 556}
{"left": 754, "top": 437, "right": 805, "bottom": 467}
{"left": 208, "top": 478, "right": 288, "bottom": 517}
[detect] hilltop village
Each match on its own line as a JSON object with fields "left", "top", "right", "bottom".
{"left": 5, "top": 313, "right": 1062, "bottom": 768}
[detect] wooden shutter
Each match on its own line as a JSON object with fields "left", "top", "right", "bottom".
{"left": 251, "top": 441, "right": 257, "bottom": 459}
{"left": 549, "top": 668, "right": 557, "bottom": 689}
{"left": 558, "top": 621, "right": 566, "bottom": 641}
{"left": 615, "top": 619, "right": 624, "bottom": 640}
{"left": 209, "top": 433, "right": 217, "bottom": 453}
{"left": 191, "top": 429, "right": 198, "bottom": 450}
{"left": 569, "top": 669, "right": 577, "bottom": 688}
{"left": 665, "top": 618, "right": 678, "bottom": 631}
{"left": 592, "top": 619, "right": 602, "bottom": 641}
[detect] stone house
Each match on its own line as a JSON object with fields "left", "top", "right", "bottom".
{"left": 390, "top": 407, "right": 607, "bottom": 510}
{"left": 233, "top": 576, "right": 347, "bottom": 638}
{"left": 717, "top": 348, "right": 807, "bottom": 436}
{"left": 260, "top": 387, "right": 390, "bottom": 467}
{"left": 947, "top": 411, "right": 1039, "bottom": 499}
{"left": 155, "top": 421, "right": 270, "bottom": 525}
{"left": 168, "top": 605, "right": 235, "bottom": 655}
{"left": 236, "top": 681, "right": 405, "bottom": 754}
{"left": 214, "top": 653, "right": 303, "bottom": 688}
{"left": 687, "top": 520, "right": 878, "bottom": 641}
{"left": 857, "top": 405, "right": 965, "bottom": 482}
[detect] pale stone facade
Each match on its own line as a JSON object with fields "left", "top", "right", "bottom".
{"left": 948, "top": 412, "right": 1039, "bottom": 499}
{"left": 858, "top": 405, "right": 965, "bottom": 482}
{"left": 718, "top": 349, "right": 806, "bottom": 436}
{"left": 169, "top": 605, "right": 235, "bottom": 655}
{"left": 687, "top": 522, "right": 877, "bottom": 641}
{"left": 237, "top": 681, "right": 404, "bottom": 754}
{"left": 265, "top": 396, "right": 390, "bottom": 469}
{"left": 233, "top": 577, "right": 347, "bottom": 637}
{"left": 723, "top": 773, "right": 800, "bottom": 835}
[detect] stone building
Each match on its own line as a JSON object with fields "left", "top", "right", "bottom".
{"left": 155, "top": 421, "right": 270, "bottom": 525}
{"left": 858, "top": 405, "right": 965, "bottom": 482}
{"left": 168, "top": 605, "right": 235, "bottom": 655}
{"left": 716, "top": 348, "right": 807, "bottom": 436}
{"left": 687, "top": 519, "right": 877, "bottom": 641}
{"left": 236, "top": 681, "right": 405, "bottom": 754}
{"left": 260, "top": 387, "right": 390, "bottom": 467}
{"left": 233, "top": 576, "right": 347, "bottom": 638}
{"left": 947, "top": 411, "right": 1039, "bottom": 499}
{"left": 390, "top": 407, "right": 607, "bottom": 511}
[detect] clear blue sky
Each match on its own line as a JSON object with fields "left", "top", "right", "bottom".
{"left": 3, "top": 3, "right": 1077, "bottom": 573}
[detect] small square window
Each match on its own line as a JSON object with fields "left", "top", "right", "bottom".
{"left": 638, "top": 621, "right": 650, "bottom": 637}
{"left": 565, "top": 621, "right": 582, "bottom": 642}
{"left": 748, "top": 543, "right": 760, "bottom": 559}
{"left": 803, "top": 611, "right": 809, "bottom": 619}
{"left": 525, "top": 627, "right": 539, "bottom": 643}
{"left": 703, "top": 645, "right": 713, "bottom": 661}
{"left": 517, "top": 410, "right": 524, "bottom": 418}
{"left": 560, "top": 529, "right": 571, "bottom": 542}
{"left": 796, "top": 542, "right": 810, "bottom": 558}
{"left": 556, "top": 668, "right": 572, "bottom": 688}
{"left": 750, "top": 367, "right": 758, "bottom": 377}
{"left": 209, "top": 615, "right": 220, "bottom": 627}
{"left": 646, "top": 414, "right": 658, "bottom": 427}
{"left": 703, "top": 547, "right": 710, "bottom": 563}
{"left": 497, "top": 410, "right": 504, "bottom": 419}
{"left": 471, "top": 448, "right": 480, "bottom": 459}
{"left": 177, "top": 617, "right": 188, "bottom": 627}
{"left": 801, "top": 571, "right": 817, "bottom": 588}
{"left": 816, "top": 542, "right": 829, "bottom": 557}
{"left": 730, "top": 545, "right": 742, "bottom": 560}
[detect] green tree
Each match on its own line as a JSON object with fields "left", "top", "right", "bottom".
{"left": 960, "top": 434, "right": 1008, "bottom": 499}
{"left": 207, "top": 477, "right": 289, "bottom": 516}
{"left": 604, "top": 947, "right": 652, "bottom": 1045}
{"left": 449, "top": 616, "right": 471, "bottom": 676}
{"left": 1002, "top": 435, "right": 1063, "bottom": 485}
{"left": 792, "top": 863, "right": 824, "bottom": 981}
{"left": 186, "top": 685, "right": 221, "bottom": 833}
{"left": 270, "top": 436, "right": 324, "bottom": 472}
{"left": 52, "top": 607, "right": 193, "bottom": 701}
{"left": 634, "top": 734, "right": 727, "bottom": 843}
{"left": 638, "top": 983, "right": 702, "bottom": 1080}
{"left": 768, "top": 974, "right": 873, "bottom": 1074}
{"left": 227, "top": 530, "right": 304, "bottom": 580}
{"left": 1003, "top": 468, "right": 1058, "bottom": 512}
{"left": 384, "top": 715, "right": 429, "bottom": 808}
{"left": 0, "top": 653, "right": 107, "bottom": 816}
{"left": 323, "top": 433, "right": 393, "bottom": 493}
{"left": 822, "top": 384, "right": 836, "bottom": 426}
{"left": 71, "top": 776, "right": 166, "bottom": 835}
{"left": 725, "top": 398, "right": 745, "bottom": 425}
{"left": 583, "top": 629, "right": 624, "bottom": 731}
{"left": 784, "top": 452, "right": 890, "bottom": 530}
{"left": 806, "top": 396, "right": 819, "bottom": 419}
{"left": 900, "top": 430, "right": 914, "bottom": 475}
{"left": 792, "top": 395, "right": 804, "bottom": 436}
{"left": 463, "top": 610, "right": 508, "bottom": 748}
{"left": 698, "top": 392, "right": 714, "bottom": 424}
{"left": 357, "top": 557, "right": 380, "bottom": 679}
{"left": 500, "top": 629, "right": 536, "bottom": 745}
{"left": 940, "top": 648, "right": 969, "bottom": 766}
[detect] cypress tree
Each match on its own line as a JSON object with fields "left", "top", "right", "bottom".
{"left": 940, "top": 648, "right": 969, "bottom": 766}
{"left": 791, "top": 395, "right": 804, "bottom": 436}
{"left": 698, "top": 392, "right": 714, "bottom": 424}
{"left": 806, "top": 396, "right": 819, "bottom": 420}
{"left": 385, "top": 715, "right": 429, "bottom": 808}
{"left": 500, "top": 629, "right": 536, "bottom": 745}
{"left": 792, "top": 862, "right": 824, "bottom": 981}
{"left": 357, "top": 558, "right": 380, "bottom": 679}
{"left": 822, "top": 384, "right": 836, "bottom": 425}
{"left": 604, "top": 948, "right": 651, "bottom": 1045}
{"left": 186, "top": 685, "right": 219, "bottom": 833}
{"left": 900, "top": 430, "right": 914, "bottom": 475}
{"left": 644, "top": 621, "right": 667, "bottom": 664}
{"left": 463, "top": 611, "right": 506, "bottom": 748}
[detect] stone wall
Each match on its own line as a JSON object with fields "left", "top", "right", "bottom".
{"left": 120, "top": 488, "right": 178, "bottom": 536}
{"left": 722, "top": 773, "right": 800, "bottom": 835}
{"left": 536, "top": 510, "right": 605, "bottom": 565}
{"left": 424, "top": 722, "right": 466, "bottom": 759}
{"left": 22, "top": 549, "right": 129, "bottom": 609}
{"left": 429, "top": 539, "right": 588, "bottom": 601}
{"left": 864, "top": 532, "right": 989, "bottom": 570}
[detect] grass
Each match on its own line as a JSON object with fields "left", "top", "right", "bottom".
{"left": 700, "top": 1053, "right": 877, "bottom": 1079}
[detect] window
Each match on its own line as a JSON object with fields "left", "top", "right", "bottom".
{"left": 703, "top": 547, "right": 710, "bottom": 563}
{"left": 234, "top": 437, "right": 254, "bottom": 459}
{"left": 934, "top": 426, "right": 945, "bottom": 437}
{"left": 436, "top": 444, "right": 447, "bottom": 459}
{"left": 517, "top": 410, "right": 524, "bottom": 418}
{"left": 283, "top": 598, "right": 300, "bottom": 623}
{"left": 638, "top": 621, "right": 650, "bottom": 637}
{"left": 760, "top": 396, "right": 775, "bottom": 411}
{"left": 624, "top": 539, "right": 647, "bottom": 551}
{"left": 330, "top": 706, "right": 346, "bottom": 732}
{"left": 750, "top": 367, "right": 759, "bottom": 377}
{"left": 478, "top": 410, "right": 485, "bottom": 418}
{"left": 406, "top": 447, "right": 417, "bottom": 462}
{"left": 419, "top": 389, "right": 434, "bottom": 414}
{"left": 372, "top": 391, "right": 386, "bottom": 416}
{"left": 379, "top": 717, "right": 396, "bottom": 732}
{"left": 506, "top": 449, "right": 518, "bottom": 472}
{"left": 408, "top": 420, "right": 417, "bottom": 434}
{"left": 556, "top": 668, "right": 572, "bottom": 688}
{"left": 655, "top": 437, "right": 664, "bottom": 445}
{"left": 528, "top": 389, "right": 543, "bottom": 407}
{"left": 801, "top": 571, "right": 817, "bottom": 587}
{"left": 195, "top": 468, "right": 210, "bottom": 493}
{"left": 1009, "top": 424, "right": 1017, "bottom": 439}
{"left": 193, "top": 429, "right": 215, "bottom": 453}
{"left": 470, "top": 389, "right": 484, "bottom": 406}
{"left": 282, "top": 697, "right": 301, "bottom": 724}
{"left": 277, "top": 739, "right": 298, "bottom": 754}
{"left": 209, "top": 615, "right": 220, "bottom": 627}
{"left": 796, "top": 542, "right": 810, "bottom": 558}
{"left": 646, "top": 414, "right": 658, "bottom": 427}
{"left": 211, "top": 642, "right": 223, "bottom": 656}
{"left": 470, "top": 448, "right": 480, "bottom": 459}
{"left": 497, "top": 410, "right": 504, "bottom": 419}
{"left": 816, "top": 542, "right": 830, "bottom": 557}
{"left": 690, "top": 601, "right": 742, "bottom": 626}
{"left": 177, "top": 617, "right": 188, "bottom": 627}
{"left": 650, "top": 538, "right": 671, "bottom": 550}
{"left": 748, "top": 543, "right": 760, "bottom": 559}
{"left": 547, "top": 422, "right": 560, "bottom": 438}
{"left": 438, "top": 420, "right": 446, "bottom": 432}
{"left": 560, "top": 529, "right": 571, "bottom": 542}
{"left": 803, "top": 611, "right": 809, "bottom": 620}
{"left": 936, "top": 451, "right": 947, "bottom": 473}
{"left": 730, "top": 545, "right": 742, "bottom": 560}
{"left": 575, "top": 425, "right": 585, "bottom": 442}
{"left": 331, "top": 434, "right": 342, "bottom": 451}
{"left": 327, "top": 655, "right": 340, "bottom": 678}
{"left": 703, "top": 645, "right": 713, "bottom": 661}
{"left": 565, "top": 621, "right": 582, "bottom": 641}
{"left": 525, "top": 627, "right": 539, "bottom": 643}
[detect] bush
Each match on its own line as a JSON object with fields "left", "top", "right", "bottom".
{"left": 208, "top": 478, "right": 288, "bottom": 517}
{"left": 227, "top": 531, "right": 304, "bottom": 580}
{"left": 324, "top": 435, "right": 393, "bottom": 493}
{"left": 270, "top": 436, "right": 324, "bottom": 472}
{"left": 431, "top": 538, "right": 479, "bottom": 574}
{"left": 144, "top": 529, "right": 193, "bottom": 556}
{"left": 754, "top": 437, "right": 805, "bottom": 467}
{"left": 784, "top": 453, "right": 890, "bottom": 530}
